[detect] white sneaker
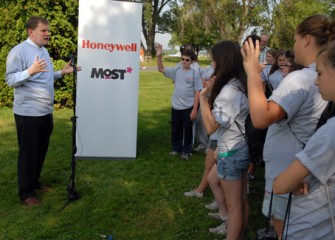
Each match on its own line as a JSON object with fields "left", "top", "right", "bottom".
{"left": 209, "top": 222, "right": 227, "bottom": 234}
{"left": 181, "top": 152, "right": 192, "bottom": 160}
{"left": 194, "top": 144, "right": 206, "bottom": 151}
{"left": 205, "top": 200, "right": 218, "bottom": 210}
{"left": 208, "top": 212, "right": 228, "bottom": 222}
{"left": 169, "top": 151, "right": 180, "bottom": 156}
{"left": 183, "top": 189, "right": 203, "bottom": 198}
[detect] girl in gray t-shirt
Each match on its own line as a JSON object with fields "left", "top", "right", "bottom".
{"left": 200, "top": 40, "right": 249, "bottom": 240}
{"left": 273, "top": 40, "right": 335, "bottom": 240}
{"left": 241, "top": 15, "right": 331, "bottom": 238}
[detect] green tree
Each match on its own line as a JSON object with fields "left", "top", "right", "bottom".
{"left": 271, "top": 0, "right": 334, "bottom": 49}
{"left": 171, "top": 0, "right": 272, "bottom": 52}
{"left": 142, "top": 0, "right": 178, "bottom": 56}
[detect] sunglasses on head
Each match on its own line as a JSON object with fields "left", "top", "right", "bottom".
{"left": 181, "top": 57, "right": 191, "bottom": 62}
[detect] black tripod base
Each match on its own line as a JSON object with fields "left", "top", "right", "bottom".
{"left": 67, "top": 186, "right": 81, "bottom": 201}
{"left": 59, "top": 186, "right": 81, "bottom": 212}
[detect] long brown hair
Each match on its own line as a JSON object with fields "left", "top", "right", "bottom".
{"left": 208, "top": 41, "right": 247, "bottom": 108}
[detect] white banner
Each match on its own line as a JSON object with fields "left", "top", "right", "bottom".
{"left": 76, "top": 0, "right": 142, "bottom": 158}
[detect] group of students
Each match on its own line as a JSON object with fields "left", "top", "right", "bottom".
{"left": 157, "top": 14, "right": 335, "bottom": 240}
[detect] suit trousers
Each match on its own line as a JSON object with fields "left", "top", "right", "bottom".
{"left": 14, "top": 114, "right": 53, "bottom": 200}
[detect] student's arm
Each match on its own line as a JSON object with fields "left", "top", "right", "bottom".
{"left": 241, "top": 39, "right": 286, "bottom": 129}
{"left": 156, "top": 44, "right": 165, "bottom": 73}
{"left": 273, "top": 159, "right": 310, "bottom": 195}
{"left": 200, "top": 77, "right": 220, "bottom": 134}
{"left": 190, "top": 91, "right": 200, "bottom": 121}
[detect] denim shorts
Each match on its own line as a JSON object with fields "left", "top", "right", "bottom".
{"left": 262, "top": 191, "right": 289, "bottom": 221}
{"left": 217, "top": 146, "right": 249, "bottom": 180}
{"left": 207, "top": 139, "right": 217, "bottom": 150}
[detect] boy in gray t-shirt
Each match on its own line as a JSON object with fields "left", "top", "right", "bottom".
{"left": 156, "top": 44, "right": 202, "bottom": 159}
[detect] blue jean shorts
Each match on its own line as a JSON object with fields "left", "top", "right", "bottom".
{"left": 217, "top": 146, "right": 249, "bottom": 180}
{"left": 262, "top": 191, "right": 289, "bottom": 221}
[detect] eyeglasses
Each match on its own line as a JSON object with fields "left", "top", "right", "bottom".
{"left": 181, "top": 57, "right": 191, "bottom": 62}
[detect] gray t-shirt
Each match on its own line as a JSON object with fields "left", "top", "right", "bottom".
{"left": 263, "top": 63, "right": 327, "bottom": 192}
{"left": 165, "top": 66, "right": 202, "bottom": 110}
{"left": 261, "top": 67, "right": 283, "bottom": 90}
{"left": 212, "top": 78, "right": 249, "bottom": 153}
{"left": 284, "top": 117, "right": 335, "bottom": 240}
{"left": 201, "top": 64, "right": 214, "bottom": 81}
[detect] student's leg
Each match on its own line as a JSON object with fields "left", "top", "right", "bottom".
{"left": 273, "top": 218, "right": 284, "bottom": 240}
{"left": 221, "top": 178, "right": 244, "bottom": 240}
{"left": 171, "top": 108, "right": 183, "bottom": 153}
{"left": 182, "top": 107, "right": 193, "bottom": 153}
{"left": 217, "top": 147, "right": 249, "bottom": 240}
{"left": 262, "top": 192, "right": 288, "bottom": 240}
{"left": 194, "top": 107, "right": 208, "bottom": 150}
{"left": 208, "top": 164, "right": 227, "bottom": 218}
{"left": 241, "top": 172, "right": 249, "bottom": 237}
{"left": 196, "top": 144, "right": 216, "bottom": 193}
{"left": 247, "top": 162, "right": 255, "bottom": 180}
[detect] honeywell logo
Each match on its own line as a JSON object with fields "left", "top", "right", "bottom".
{"left": 82, "top": 40, "right": 137, "bottom": 52}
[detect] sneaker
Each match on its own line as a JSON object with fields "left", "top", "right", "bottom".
{"left": 247, "top": 173, "right": 255, "bottom": 180}
{"left": 169, "top": 151, "right": 180, "bottom": 156}
{"left": 208, "top": 212, "right": 228, "bottom": 222}
{"left": 184, "top": 189, "right": 203, "bottom": 198}
{"left": 205, "top": 200, "right": 218, "bottom": 210}
{"left": 181, "top": 152, "right": 192, "bottom": 160}
{"left": 209, "top": 222, "right": 227, "bottom": 234}
{"left": 142, "top": 66, "right": 146, "bottom": 70}
{"left": 194, "top": 144, "right": 206, "bottom": 152}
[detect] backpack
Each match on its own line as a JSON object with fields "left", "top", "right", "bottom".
{"left": 245, "top": 70, "right": 274, "bottom": 167}
{"left": 244, "top": 115, "right": 267, "bottom": 168}
{"left": 236, "top": 84, "right": 271, "bottom": 168}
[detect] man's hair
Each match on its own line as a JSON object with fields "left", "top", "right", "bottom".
{"left": 180, "top": 44, "right": 197, "bottom": 61}
{"left": 181, "top": 48, "right": 194, "bottom": 58}
{"left": 25, "top": 16, "right": 49, "bottom": 32}
{"left": 243, "top": 34, "right": 261, "bottom": 46}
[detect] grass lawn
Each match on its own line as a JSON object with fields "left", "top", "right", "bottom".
{"left": 0, "top": 61, "right": 266, "bottom": 239}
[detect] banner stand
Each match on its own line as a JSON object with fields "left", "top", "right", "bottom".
{"left": 76, "top": 0, "right": 143, "bottom": 159}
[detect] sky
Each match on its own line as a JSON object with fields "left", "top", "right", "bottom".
{"left": 141, "top": 32, "right": 172, "bottom": 50}
{"left": 141, "top": 2, "right": 172, "bottom": 51}
{"left": 155, "top": 33, "right": 171, "bottom": 49}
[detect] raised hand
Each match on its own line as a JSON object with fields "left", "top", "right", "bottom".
{"left": 155, "top": 43, "right": 163, "bottom": 57}
{"left": 201, "top": 75, "right": 216, "bottom": 97}
{"left": 240, "top": 38, "right": 263, "bottom": 76}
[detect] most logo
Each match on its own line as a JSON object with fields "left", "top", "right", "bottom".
{"left": 91, "top": 67, "right": 133, "bottom": 80}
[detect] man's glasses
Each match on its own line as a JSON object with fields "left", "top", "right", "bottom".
{"left": 181, "top": 57, "right": 191, "bottom": 62}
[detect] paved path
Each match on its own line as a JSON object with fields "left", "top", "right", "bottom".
{"left": 140, "top": 66, "right": 157, "bottom": 72}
